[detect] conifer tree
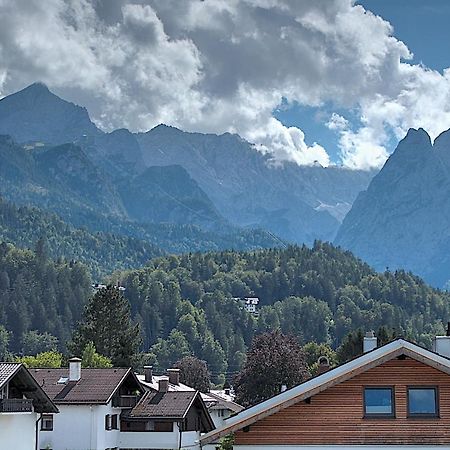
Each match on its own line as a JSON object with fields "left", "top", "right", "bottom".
{"left": 69, "top": 286, "right": 142, "bottom": 366}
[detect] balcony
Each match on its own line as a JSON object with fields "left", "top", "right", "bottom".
{"left": 112, "top": 395, "right": 138, "bottom": 408}
{"left": 0, "top": 398, "right": 33, "bottom": 413}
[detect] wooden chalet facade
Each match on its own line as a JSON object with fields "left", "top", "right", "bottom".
{"left": 201, "top": 337, "right": 450, "bottom": 449}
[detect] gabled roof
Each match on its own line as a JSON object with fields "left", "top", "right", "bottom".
{"left": 124, "top": 390, "right": 215, "bottom": 432}
{"left": 0, "top": 362, "right": 21, "bottom": 388}
{"left": 31, "top": 367, "right": 141, "bottom": 404}
{"left": 137, "top": 374, "right": 243, "bottom": 413}
{"left": 126, "top": 390, "right": 198, "bottom": 420}
{"left": 202, "top": 390, "right": 244, "bottom": 413}
{"left": 0, "top": 362, "right": 58, "bottom": 413}
{"left": 201, "top": 338, "right": 450, "bottom": 445}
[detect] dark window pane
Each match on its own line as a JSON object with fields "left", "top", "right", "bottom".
{"left": 408, "top": 388, "right": 437, "bottom": 415}
{"left": 364, "top": 388, "right": 393, "bottom": 415}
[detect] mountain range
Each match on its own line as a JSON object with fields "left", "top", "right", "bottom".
{"left": 0, "top": 83, "right": 374, "bottom": 249}
{"left": 336, "top": 127, "right": 450, "bottom": 287}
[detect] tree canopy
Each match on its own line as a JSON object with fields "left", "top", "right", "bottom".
{"left": 234, "top": 330, "right": 310, "bottom": 407}
{"left": 173, "top": 356, "right": 211, "bottom": 392}
{"left": 69, "top": 286, "right": 141, "bottom": 366}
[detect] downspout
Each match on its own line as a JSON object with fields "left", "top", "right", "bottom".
{"left": 178, "top": 420, "right": 182, "bottom": 450}
{"left": 35, "top": 413, "right": 42, "bottom": 450}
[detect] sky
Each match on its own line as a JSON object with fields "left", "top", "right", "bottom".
{"left": 1, "top": 0, "right": 450, "bottom": 170}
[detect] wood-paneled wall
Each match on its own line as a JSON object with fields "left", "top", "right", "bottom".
{"left": 235, "top": 357, "right": 450, "bottom": 445}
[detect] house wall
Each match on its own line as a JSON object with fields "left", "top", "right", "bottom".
{"left": 209, "top": 408, "right": 232, "bottom": 428}
{"left": 119, "top": 424, "right": 200, "bottom": 449}
{"left": 234, "top": 357, "right": 450, "bottom": 446}
{"left": 0, "top": 412, "right": 37, "bottom": 450}
{"left": 38, "top": 403, "right": 122, "bottom": 450}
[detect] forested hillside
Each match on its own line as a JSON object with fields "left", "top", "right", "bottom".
{"left": 1, "top": 240, "right": 448, "bottom": 380}
{"left": 111, "top": 242, "right": 450, "bottom": 379}
{"left": 0, "top": 242, "right": 91, "bottom": 352}
{"left": 0, "top": 197, "right": 162, "bottom": 278}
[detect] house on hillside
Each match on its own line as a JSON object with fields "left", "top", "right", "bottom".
{"left": 32, "top": 357, "right": 144, "bottom": 450}
{"left": 234, "top": 297, "right": 260, "bottom": 315}
{"left": 0, "top": 362, "right": 57, "bottom": 450}
{"left": 202, "top": 330, "right": 450, "bottom": 449}
{"left": 120, "top": 376, "right": 214, "bottom": 449}
{"left": 137, "top": 366, "right": 243, "bottom": 427}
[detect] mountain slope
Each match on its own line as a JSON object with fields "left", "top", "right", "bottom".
{"left": 335, "top": 127, "right": 450, "bottom": 287}
{"left": 137, "top": 125, "right": 374, "bottom": 244}
{"left": 0, "top": 82, "right": 98, "bottom": 144}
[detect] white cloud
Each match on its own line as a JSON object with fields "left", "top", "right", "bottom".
{"left": 1, "top": 0, "right": 450, "bottom": 169}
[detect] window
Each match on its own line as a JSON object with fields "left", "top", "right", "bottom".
{"left": 408, "top": 387, "right": 438, "bottom": 417}
{"left": 111, "top": 414, "right": 118, "bottom": 430}
{"left": 41, "top": 414, "right": 53, "bottom": 431}
{"left": 364, "top": 387, "right": 394, "bottom": 417}
{"left": 105, "top": 414, "right": 111, "bottom": 431}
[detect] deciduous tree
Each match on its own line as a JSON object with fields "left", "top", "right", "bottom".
{"left": 234, "top": 330, "right": 310, "bottom": 407}
{"left": 173, "top": 356, "right": 210, "bottom": 392}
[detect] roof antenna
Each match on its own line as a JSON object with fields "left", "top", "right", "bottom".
{"left": 446, "top": 322, "right": 450, "bottom": 337}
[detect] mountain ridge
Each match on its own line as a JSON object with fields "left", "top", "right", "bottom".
{"left": 335, "top": 126, "right": 450, "bottom": 287}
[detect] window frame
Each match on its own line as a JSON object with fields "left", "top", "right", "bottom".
{"left": 363, "top": 386, "right": 395, "bottom": 419}
{"left": 407, "top": 386, "right": 439, "bottom": 418}
{"left": 41, "top": 414, "right": 54, "bottom": 431}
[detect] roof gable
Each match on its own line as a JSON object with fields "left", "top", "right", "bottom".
{"left": 201, "top": 339, "right": 450, "bottom": 445}
{"left": 0, "top": 363, "right": 58, "bottom": 413}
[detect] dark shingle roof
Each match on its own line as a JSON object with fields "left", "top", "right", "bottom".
{"left": 0, "top": 363, "right": 21, "bottom": 388}
{"left": 126, "top": 390, "right": 197, "bottom": 419}
{"left": 31, "top": 368, "right": 131, "bottom": 404}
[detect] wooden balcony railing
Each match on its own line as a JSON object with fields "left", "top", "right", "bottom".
{"left": 112, "top": 395, "right": 138, "bottom": 408}
{"left": 0, "top": 398, "right": 33, "bottom": 412}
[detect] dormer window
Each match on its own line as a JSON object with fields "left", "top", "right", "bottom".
{"left": 364, "top": 387, "right": 394, "bottom": 417}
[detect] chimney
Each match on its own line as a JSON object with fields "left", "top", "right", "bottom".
{"left": 432, "top": 322, "right": 450, "bottom": 358}
{"left": 363, "top": 331, "right": 377, "bottom": 353}
{"left": 167, "top": 368, "right": 180, "bottom": 386}
{"left": 144, "top": 366, "right": 153, "bottom": 383}
{"left": 224, "top": 387, "right": 231, "bottom": 396}
{"left": 69, "top": 357, "right": 82, "bottom": 382}
{"left": 158, "top": 376, "right": 169, "bottom": 393}
{"left": 317, "top": 356, "right": 330, "bottom": 375}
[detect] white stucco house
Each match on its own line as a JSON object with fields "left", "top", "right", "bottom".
{"left": 32, "top": 358, "right": 144, "bottom": 450}
{"left": 120, "top": 376, "right": 214, "bottom": 449}
{"left": 0, "top": 362, "right": 58, "bottom": 450}
{"left": 32, "top": 359, "right": 215, "bottom": 450}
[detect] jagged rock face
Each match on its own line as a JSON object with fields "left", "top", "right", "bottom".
{"left": 335, "top": 128, "right": 450, "bottom": 287}
{"left": 137, "top": 125, "right": 374, "bottom": 244}
{"left": 0, "top": 83, "right": 98, "bottom": 144}
{"left": 0, "top": 83, "right": 145, "bottom": 176}
{"left": 0, "top": 83, "right": 374, "bottom": 245}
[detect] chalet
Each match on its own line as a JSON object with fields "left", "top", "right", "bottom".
{"left": 32, "top": 357, "right": 144, "bottom": 450}
{"left": 202, "top": 331, "right": 450, "bottom": 449}
{"left": 0, "top": 362, "right": 57, "bottom": 450}
{"left": 137, "top": 366, "right": 243, "bottom": 427}
{"left": 234, "top": 297, "right": 260, "bottom": 315}
{"left": 119, "top": 376, "right": 214, "bottom": 449}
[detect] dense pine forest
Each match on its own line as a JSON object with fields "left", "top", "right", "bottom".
{"left": 0, "top": 240, "right": 449, "bottom": 380}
